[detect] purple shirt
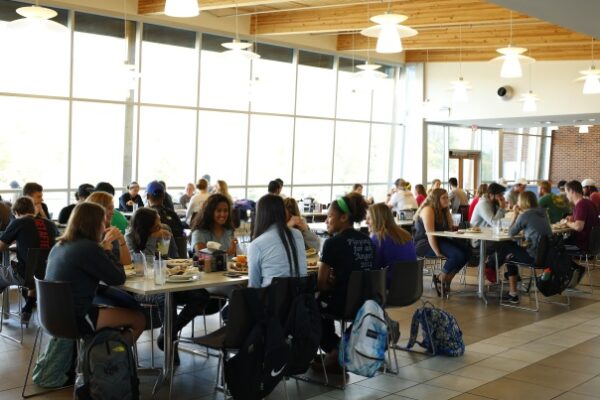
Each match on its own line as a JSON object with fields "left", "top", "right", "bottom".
{"left": 370, "top": 234, "right": 417, "bottom": 286}
{"left": 573, "top": 198, "right": 600, "bottom": 251}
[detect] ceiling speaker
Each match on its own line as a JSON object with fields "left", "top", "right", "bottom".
{"left": 497, "top": 86, "right": 514, "bottom": 100}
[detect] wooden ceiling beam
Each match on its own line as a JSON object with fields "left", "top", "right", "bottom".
{"left": 405, "top": 47, "right": 594, "bottom": 62}
{"left": 138, "top": 0, "right": 289, "bottom": 15}
{"left": 251, "top": 0, "right": 535, "bottom": 35}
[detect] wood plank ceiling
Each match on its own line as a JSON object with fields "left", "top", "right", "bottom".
{"left": 137, "top": 0, "right": 595, "bottom": 62}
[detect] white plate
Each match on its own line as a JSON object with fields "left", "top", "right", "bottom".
{"left": 166, "top": 275, "right": 199, "bottom": 283}
{"left": 125, "top": 270, "right": 136, "bottom": 277}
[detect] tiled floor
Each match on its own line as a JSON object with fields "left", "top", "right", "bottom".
{"left": 3, "top": 269, "right": 600, "bottom": 400}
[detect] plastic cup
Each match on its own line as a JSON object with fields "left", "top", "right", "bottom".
{"left": 132, "top": 252, "right": 146, "bottom": 277}
{"left": 158, "top": 237, "right": 170, "bottom": 257}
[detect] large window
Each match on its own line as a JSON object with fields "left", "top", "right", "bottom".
{"left": 502, "top": 128, "right": 551, "bottom": 181}
{"left": 333, "top": 121, "right": 370, "bottom": 184}
{"left": 296, "top": 51, "right": 336, "bottom": 118}
{"left": 247, "top": 115, "right": 294, "bottom": 185}
{"left": 293, "top": 118, "right": 334, "bottom": 184}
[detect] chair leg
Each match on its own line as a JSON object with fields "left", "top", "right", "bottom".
{"left": 340, "top": 319, "right": 347, "bottom": 389}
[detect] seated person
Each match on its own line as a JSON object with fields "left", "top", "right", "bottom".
{"left": 283, "top": 197, "right": 320, "bottom": 250}
{"left": 387, "top": 178, "right": 418, "bottom": 213}
{"left": 538, "top": 181, "right": 569, "bottom": 223}
{"left": 146, "top": 181, "right": 185, "bottom": 240}
{"left": 414, "top": 184, "right": 427, "bottom": 207}
{"left": 0, "top": 197, "right": 58, "bottom": 323}
{"left": 507, "top": 178, "right": 527, "bottom": 209}
{"left": 496, "top": 191, "right": 551, "bottom": 304}
{"left": 186, "top": 178, "right": 210, "bottom": 225}
{"left": 191, "top": 194, "right": 237, "bottom": 255}
{"left": 22, "top": 182, "right": 50, "bottom": 219}
{"left": 125, "top": 207, "right": 208, "bottom": 362}
{"left": 367, "top": 203, "right": 416, "bottom": 287}
{"left": 158, "top": 181, "right": 175, "bottom": 211}
{"left": 248, "top": 194, "right": 306, "bottom": 288}
{"left": 118, "top": 181, "right": 144, "bottom": 212}
{"left": 582, "top": 179, "right": 597, "bottom": 199}
{"left": 414, "top": 189, "right": 470, "bottom": 296}
{"left": 45, "top": 203, "right": 145, "bottom": 343}
{"left": 316, "top": 193, "right": 375, "bottom": 370}
{"left": 59, "top": 183, "right": 94, "bottom": 224}
{"left": 0, "top": 201, "right": 11, "bottom": 231}
{"left": 448, "top": 177, "right": 468, "bottom": 214}
{"left": 179, "top": 183, "right": 195, "bottom": 209}
{"left": 470, "top": 183, "right": 506, "bottom": 228}
{"left": 565, "top": 180, "right": 600, "bottom": 253}
{"left": 87, "top": 191, "right": 131, "bottom": 266}
{"left": 468, "top": 183, "right": 488, "bottom": 221}
{"left": 95, "top": 182, "right": 128, "bottom": 234}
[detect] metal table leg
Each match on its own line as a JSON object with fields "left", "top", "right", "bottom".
{"left": 152, "top": 292, "right": 173, "bottom": 395}
{"left": 478, "top": 240, "right": 488, "bottom": 304}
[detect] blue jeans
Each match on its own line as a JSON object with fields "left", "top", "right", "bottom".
{"left": 416, "top": 238, "right": 470, "bottom": 275}
{"left": 495, "top": 242, "right": 534, "bottom": 276}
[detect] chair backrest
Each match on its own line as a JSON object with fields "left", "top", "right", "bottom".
{"left": 589, "top": 226, "right": 600, "bottom": 256}
{"left": 174, "top": 236, "right": 188, "bottom": 259}
{"left": 343, "top": 269, "right": 387, "bottom": 320}
{"left": 24, "top": 248, "right": 50, "bottom": 289}
{"left": 35, "top": 278, "right": 80, "bottom": 339}
{"left": 223, "top": 287, "right": 267, "bottom": 348}
{"left": 386, "top": 258, "right": 424, "bottom": 307}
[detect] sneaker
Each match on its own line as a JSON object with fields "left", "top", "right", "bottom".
{"left": 485, "top": 267, "right": 497, "bottom": 283}
{"left": 501, "top": 293, "right": 519, "bottom": 304}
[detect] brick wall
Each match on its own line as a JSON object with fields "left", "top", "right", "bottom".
{"left": 550, "top": 125, "right": 600, "bottom": 184}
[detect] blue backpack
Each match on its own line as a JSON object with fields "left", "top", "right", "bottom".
{"left": 406, "top": 301, "right": 464, "bottom": 357}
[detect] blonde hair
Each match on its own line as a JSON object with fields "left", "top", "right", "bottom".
{"left": 59, "top": 203, "right": 105, "bottom": 244}
{"left": 518, "top": 191, "right": 538, "bottom": 210}
{"left": 415, "top": 188, "right": 452, "bottom": 228}
{"left": 283, "top": 197, "right": 301, "bottom": 218}
{"left": 369, "top": 203, "right": 412, "bottom": 245}
{"left": 86, "top": 191, "right": 113, "bottom": 210}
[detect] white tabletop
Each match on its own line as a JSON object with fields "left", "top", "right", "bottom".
{"left": 428, "top": 226, "right": 572, "bottom": 242}
{"left": 121, "top": 272, "right": 247, "bottom": 295}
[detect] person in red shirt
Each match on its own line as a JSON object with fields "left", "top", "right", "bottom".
{"left": 565, "top": 180, "right": 600, "bottom": 252}
{"left": 414, "top": 184, "right": 427, "bottom": 206}
{"left": 468, "top": 183, "right": 488, "bottom": 221}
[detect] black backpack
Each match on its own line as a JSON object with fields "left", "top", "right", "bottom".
{"left": 76, "top": 328, "right": 139, "bottom": 400}
{"left": 281, "top": 277, "right": 321, "bottom": 376}
{"left": 224, "top": 290, "right": 289, "bottom": 400}
{"left": 536, "top": 237, "right": 574, "bottom": 297}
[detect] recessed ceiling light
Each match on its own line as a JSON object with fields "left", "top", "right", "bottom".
{"left": 545, "top": 121, "right": 553, "bottom": 124}
{"left": 496, "top": 123, "right": 503, "bottom": 126}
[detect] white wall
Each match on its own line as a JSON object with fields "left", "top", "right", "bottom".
{"left": 424, "top": 60, "right": 600, "bottom": 122}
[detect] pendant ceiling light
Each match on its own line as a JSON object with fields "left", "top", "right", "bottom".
{"left": 221, "top": 6, "right": 260, "bottom": 60}
{"left": 121, "top": 0, "right": 140, "bottom": 94}
{"left": 490, "top": 11, "right": 534, "bottom": 78}
{"left": 8, "top": 4, "right": 67, "bottom": 35}
{"left": 520, "top": 62, "right": 539, "bottom": 112}
{"left": 449, "top": 26, "right": 471, "bottom": 103}
{"left": 360, "top": 1, "right": 417, "bottom": 54}
{"left": 164, "top": 0, "right": 199, "bottom": 18}
{"left": 576, "top": 38, "right": 600, "bottom": 95}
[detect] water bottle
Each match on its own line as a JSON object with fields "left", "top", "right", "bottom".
{"left": 154, "top": 252, "right": 165, "bottom": 285}
{"left": 541, "top": 268, "right": 552, "bottom": 281}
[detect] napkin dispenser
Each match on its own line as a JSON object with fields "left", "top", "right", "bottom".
{"left": 199, "top": 248, "right": 227, "bottom": 272}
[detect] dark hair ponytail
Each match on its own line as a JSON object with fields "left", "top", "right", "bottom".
{"left": 330, "top": 192, "right": 368, "bottom": 223}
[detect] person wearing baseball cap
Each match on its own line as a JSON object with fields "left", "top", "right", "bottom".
{"left": 507, "top": 178, "right": 528, "bottom": 209}
{"left": 58, "top": 183, "right": 94, "bottom": 224}
{"left": 582, "top": 179, "right": 597, "bottom": 198}
{"left": 146, "top": 180, "right": 185, "bottom": 241}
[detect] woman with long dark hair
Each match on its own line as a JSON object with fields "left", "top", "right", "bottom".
{"left": 190, "top": 194, "right": 236, "bottom": 255}
{"left": 45, "top": 203, "right": 145, "bottom": 343}
{"left": 248, "top": 194, "right": 307, "bottom": 288}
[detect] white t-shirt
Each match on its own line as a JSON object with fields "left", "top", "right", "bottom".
{"left": 186, "top": 192, "right": 210, "bottom": 224}
{"left": 390, "top": 190, "right": 418, "bottom": 212}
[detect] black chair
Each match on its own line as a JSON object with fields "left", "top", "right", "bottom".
{"left": 0, "top": 248, "right": 50, "bottom": 344}
{"left": 169, "top": 287, "right": 270, "bottom": 399}
{"left": 22, "top": 278, "right": 80, "bottom": 398}
{"left": 321, "top": 269, "right": 387, "bottom": 388}
{"left": 575, "top": 225, "right": 600, "bottom": 293}
{"left": 457, "top": 205, "right": 469, "bottom": 224}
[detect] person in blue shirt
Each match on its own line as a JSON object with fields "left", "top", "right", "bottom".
{"left": 367, "top": 202, "right": 417, "bottom": 288}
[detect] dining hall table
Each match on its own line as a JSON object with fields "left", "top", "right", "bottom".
{"left": 427, "top": 226, "right": 572, "bottom": 304}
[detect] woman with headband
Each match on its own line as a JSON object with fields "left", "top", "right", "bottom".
{"left": 315, "top": 192, "right": 375, "bottom": 373}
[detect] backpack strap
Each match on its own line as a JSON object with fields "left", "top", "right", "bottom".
{"left": 405, "top": 308, "right": 422, "bottom": 350}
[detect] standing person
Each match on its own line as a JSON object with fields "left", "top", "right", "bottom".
{"left": 45, "top": 202, "right": 144, "bottom": 343}
{"left": 316, "top": 192, "right": 375, "bottom": 370}
{"left": 191, "top": 194, "right": 237, "bottom": 255}
{"left": 495, "top": 191, "right": 552, "bottom": 304}
{"left": 95, "top": 182, "right": 128, "bottom": 234}
{"left": 414, "top": 189, "right": 470, "bottom": 296}
{"left": 158, "top": 181, "right": 175, "bottom": 211}
{"left": 283, "top": 197, "right": 320, "bottom": 250}
{"left": 186, "top": 178, "right": 210, "bottom": 225}
{"left": 468, "top": 183, "right": 488, "bottom": 221}
{"left": 448, "top": 177, "right": 468, "bottom": 213}
{"left": 22, "top": 182, "right": 50, "bottom": 219}
{"left": 118, "top": 181, "right": 145, "bottom": 212}
{"left": 275, "top": 178, "right": 287, "bottom": 198}
{"left": 565, "top": 180, "right": 600, "bottom": 252}
{"left": 414, "top": 184, "right": 427, "bottom": 207}
{"left": 179, "top": 183, "right": 195, "bottom": 209}
{"left": 248, "top": 194, "right": 306, "bottom": 288}
{"left": 387, "top": 178, "right": 418, "bottom": 213}
{"left": 267, "top": 180, "right": 281, "bottom": 195}
{"left": 427, "top": 179, "right": 442, "bottom": 196}
{"left": 86, "top": 191, "right": 131, "bottom": 267}
{"left": 367, "top": 203, "right": 416, "bottom": 288}
{"left": 0, "top": 197, "right": 58, "bottom": 323}
{"left": 215, "top": 180, "right": 233, "bottom": 204}
{"left": 538, "top": 180, "right": 569, "bottom": 223}
{"left": 146, "top": 181, "right": 185, "bottom": 241}
{"left": 507, "top": 178, "right": 527, "bottom": 209}
{"left": 59, "top": 183, "right": 94, "bottom": 224}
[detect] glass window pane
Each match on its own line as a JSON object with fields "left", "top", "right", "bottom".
{"left": 290, "top": 186, "right": 331, "bottom": 205}
{"left": 137, "top": 106, "right": 196, "bottom": 186}
{"left": 140, "top": 24, "right": 198, "bottom": 106}
{"left": 293, "top": 119, "right": 334, "bottom": 184}
{"left": 427, "top": 124, "right": 445, "bottom": 184}
{"left": 247, "top": 115, "right": 294, "bottom": 185}
{"left": 372, "top": 71, "right": 396, "bottom": 123}
{"left": 336, "top": 69, "right": 371, "bottom": 121}
{"left": 332, "top": 185, "right": 354, "bottom": 201}
{"left": 250, "top": 58, "right": 295, "bottom": 114}
{"left": 296, "top": 52, "right": 335, "bottom": 117}
{"left": 448, "top": 126, "right": 481, "bottom": 150}
{"left": 333, "top": 121, "right": 369, "bottom": 184}
{"left": 0, "top": 5, "right": 69, "bottom": 96}
{"left": 367, "top": 184, "right": 389, "bottom": 204}
{"left": 0, "top": 96, "right": 68, "bottom": 188}
{"left": 42, "top": 191, "right": 69, "bottom": 220}
{"left": 481, "top": 129, "right": 499, "bottom": 182}
{"left": 73, "top": 13, "right": 131, "bottom": 101}
{"left": 71, "top": 102, "right": 125, "bottom": 186}
{"left": 197, "top": 111, "right": 248, "bottom": 186}
{"left": 369, "top": 124, "right": 392, "bottom": 183}
{"left": 199, "top": 49, "right": 251, "bottom": 111}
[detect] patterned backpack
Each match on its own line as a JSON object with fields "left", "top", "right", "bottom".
{"left": 405, "top": 301, "right": 464, "bottom": 357}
